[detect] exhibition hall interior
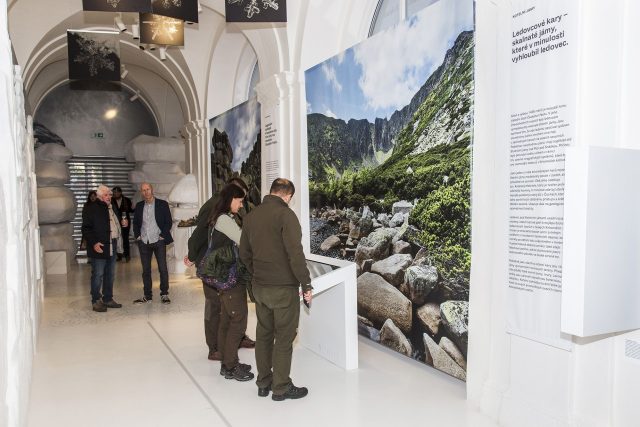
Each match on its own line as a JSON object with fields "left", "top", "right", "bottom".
{"left": 1, "top": 0, "right": 640, "bottom": 426}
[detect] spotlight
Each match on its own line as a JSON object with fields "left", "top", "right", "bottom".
{"left": 129, "top": 91, "right": 140, "bottom": 102}
{"left": 139, "top": 44, "right": 145, "bottom": 50}
{"left": 114, "top": 14, "right": 126, "bottom": 32}
{"left": 159, "top": 46, "right": 167, "bottom": 60}
{"left": 131, "top": 22, "right": 140, "bottom": 39}
{"left": 198, "top": 1, "right": 202, "bottom": 13}
{"left": 120, "top": 65, "right": 128, "bottom": 79}
{"left": 148, "top": 44, "right": 156, "bottom": 51}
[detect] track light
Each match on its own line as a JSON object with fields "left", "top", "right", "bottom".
{"left": 129, "top": 91, "right": 140, "bottom": 102}
{"left": 120, "top": 65, "right": 128, "bottom": 79}
{"left": 148, "top": 44, "right": 156, "bottom": 51}
{"left": 114, "top": 14, "right": 126, "bottom": 32}
{"left": 131, "top": 22, "right": 140, "bottom": 39}
{"left": 159, "top": 46, "right": 167, "bottom": 60}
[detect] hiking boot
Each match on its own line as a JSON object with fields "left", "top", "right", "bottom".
{"left": 208, "top": 350, "right": 222, "bottom": 361}
{"left": 223, "top": 365, "right": 254, "bottom": 381}
{"left": 92, "top": 301, "right": 107, "bottom": 312}
{"left": 104, "top": 299, "right": 122, "bottom": 308}
{"left": 161, "top": 295, "right": 171, "bottom": 304}
{"left": 133, "top": 296, "right": 151, "bottom": 304}
{"left": 219, "top": 362, "right": 251, "bottom": 376}
{"left": 258, "top": 385, "right": 271, "bottom": 397}
{"left": 239, "top": 335, "right": 255, "bottom": 349}
{"left": 272, "top": 384, "right": 308, "bottom": 401}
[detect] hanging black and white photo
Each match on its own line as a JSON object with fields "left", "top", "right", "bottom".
{"left": 82, "top": 0, "right": 152, "bottom": 13}
{"left": 151, "top": 0, "right": 198, "bottom": 23}
{"left": 67, "top": 30, "right": 121, "bottom": 81}
{"left": 225, "top": 0, "right": 286, "bottom": 23}
{"left": 140, "top": 13, "right": 184, "bottom": 46}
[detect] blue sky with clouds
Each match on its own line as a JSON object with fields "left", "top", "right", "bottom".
{"left": 209, "top": 97, "right": 261, "bottom": 171}
{"left": 305, "top": 0, "right": 474, "bottom": 123}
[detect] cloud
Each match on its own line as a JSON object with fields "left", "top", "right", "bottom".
{"left": 211, "top": 97, "right": 261, "bottom": 172}
{"left": 353, "top": 0, "right": 473, "bottom": 113}
{"left": 325, "top": 109, "right": 337, "bottom": 119}
{"left": 307, "top": 101, "right": 312, "bottom": 113}
{"left": 321, "top": 62, "right": 342, "bottom": 93}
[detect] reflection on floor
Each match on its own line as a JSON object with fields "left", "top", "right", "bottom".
{"left": 28, "top": 261, "right": 497, "bottom": 427}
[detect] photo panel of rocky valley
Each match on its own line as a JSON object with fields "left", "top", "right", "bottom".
{"left": 209, "top": 97, "right": 261, "bottom": 207}
{"left": 305, "top": 0, "right": 474, "bottom": 381}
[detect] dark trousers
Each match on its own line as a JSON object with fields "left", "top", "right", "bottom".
{"left": 138, "top": 240, "right": 169, "bottom": 298}
{"left": 253, "top": 285, "right": 300, "bottom": 394}
{"left": 219, "top": 285, "right": 248, "bottom": 369}
{"left": 120, "top": 226, "right": 130, "bottom": 257}
{"left": 203, "top": 284, "right": 221, "bottom": 352}
{"left": 89, "top": 239, "right": 117, "bottom": 304}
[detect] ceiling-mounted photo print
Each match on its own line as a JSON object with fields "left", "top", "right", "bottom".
{"left": 225, "top": 0, "right": 286, "bottom": 23}
{"left": 67, "top": 30, "right": 121, "bottom": 81}
{"left": 82, "top": 0, "right": 152, "bottom": 13}
{"left": 140, "top": 13, "right": 184, "bottom": 46}
{"left": 151, "top": 0, "right": 198, "bottom": 24}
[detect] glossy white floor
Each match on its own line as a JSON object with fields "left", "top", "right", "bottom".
{"left": 28, "top": 261, "right": 497, "bottom": 427}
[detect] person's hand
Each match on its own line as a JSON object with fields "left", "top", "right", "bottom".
{"left": 183, "top": 256, "right": 194, "bottom": 267}
{"left": 121, "top": 219, "right": 128, "bottom": 227}
{"left": 303, "top": 290, "right": 312, "bottom": 303}
{"left": 93, "top": 242, "right": 104, "bottom": 253}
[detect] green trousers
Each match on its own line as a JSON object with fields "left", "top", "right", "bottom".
{"left": 203, "top": 284, "right": 221, "bottom": 353}
{"left": 218, "top": 285, "right": 248, "bottom": 369}
{"left": 252, "top": 285, "right": 300, "bottom": 394}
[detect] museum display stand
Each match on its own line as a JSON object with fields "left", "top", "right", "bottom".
{"left": 299, "top": 254, "right": 359, "bottom": 370}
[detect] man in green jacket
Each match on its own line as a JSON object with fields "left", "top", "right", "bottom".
{"left": 239, "top": 178, "right": 313, "bottom": 401}
{"left": 185, "top": 177, "right": 255, "bottom": 362}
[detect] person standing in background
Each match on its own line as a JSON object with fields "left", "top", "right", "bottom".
{"left": 81, "top": 185, "right": 123, "bottom": 312}
{"left": 133, "top": 182, "right": 173, "bottom": 305}
{"left": 111, "top": 186, "right": 132, "bottom": 262}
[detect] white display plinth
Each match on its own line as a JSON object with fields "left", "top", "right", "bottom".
{"left": 44, "top": 251, "right": 68, "bottom": 275}
{"left": 168, "top": 225, "right": 194, "bottom": 275}
{"left": 298, "top": 254, "right": 358, "bottom": 370}
{"left": 562, "top": 146, "right": 640, "bottom": 336}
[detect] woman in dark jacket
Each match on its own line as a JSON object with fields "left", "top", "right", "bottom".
{"left": 203, "top": 184, "right": 254, "bottom": 382}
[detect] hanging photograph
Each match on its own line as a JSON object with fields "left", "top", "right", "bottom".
{"left": 305, "top": 0, "right": 474, "bottom": 381}
{"left": 225, "top": 0, "right": 286, "bottom": 23}
{"left": 67, "top": 30, "right": 121, "bottom": 82}
{"left": 209, "top": 97, "right": 261, "bottom": 207}
{"left": 140, "top": 13, "right": 185, "bottom": 46}
{"left": 151, "top": 0, "right": 198, "bottom": 23}
{"left": 82, "top": 0, "right": 151, "bottom": 13}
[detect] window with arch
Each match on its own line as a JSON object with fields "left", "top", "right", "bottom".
{"left": 369, "top": 0, "right": 441, "bottom": 36}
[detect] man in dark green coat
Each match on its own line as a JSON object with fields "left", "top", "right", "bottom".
{"left": 239, "top": 178, "right": 313, "bottom": 401}
{"left": 185, "top": 177, "right": 255, "bottom": 361}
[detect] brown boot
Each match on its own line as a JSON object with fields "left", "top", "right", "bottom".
{"left": 239, "top": 335, "right": 255, "bottom": 349}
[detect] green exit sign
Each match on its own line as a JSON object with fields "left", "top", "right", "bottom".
{"left": 91, "top": 132, "right": 104, "bottom": 139}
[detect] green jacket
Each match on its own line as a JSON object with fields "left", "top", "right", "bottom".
{"left": 239, "top": 195, "right": 312, "bottom": 292}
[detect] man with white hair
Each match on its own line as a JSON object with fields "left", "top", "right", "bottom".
{"left": 81, "top": 185, "right": 124, "bottom": 312}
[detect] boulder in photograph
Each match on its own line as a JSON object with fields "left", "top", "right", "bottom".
{"left": 357, "top": 272, "right": 412, "bottom": 333}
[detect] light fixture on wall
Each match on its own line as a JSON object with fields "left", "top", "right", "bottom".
{"left": 159, "top": 46, "right": 167, "bottom": 60}
{"left": 131, "top": 20, "right": 140, "bottom": 39}
{"left": 114, "top": 14, "right": 126, "bottom": 32}
{"left": 129, "top": 91, "right": 140, "bottom": 102}
{"left": 120, "top": 65, "right": 128, "bottom": 79}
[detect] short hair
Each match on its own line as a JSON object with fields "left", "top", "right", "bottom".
{"left": 112, "top": 186, "right": 122, "bottom": 192}
{"left": 269, "top": 178, "right": 295, "bottom": 197}
{"left": 96, "top": 185, "right": 111, "bottom": 197}
{"left": 227, "top": 177, "right": 249, "bottom": 194}
{"left": 140, "top": 182, "right": 153, "bottom": 190}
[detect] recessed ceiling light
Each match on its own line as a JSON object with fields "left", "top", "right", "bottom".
{"left": 104, "top": 109, "right": 118, "bottom": 119}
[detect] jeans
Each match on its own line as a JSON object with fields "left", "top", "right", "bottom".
{"left": 138, "top": 240, "right": 169, "bottom": 298}
{"left": 89, "top": 239, "right": 117, "bottom": 304}
{"left": 120, "top": 226, "right": 131, "bottom": 258}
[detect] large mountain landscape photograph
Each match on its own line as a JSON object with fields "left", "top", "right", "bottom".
{"left": 209, "top": 97, "right": 261, "bottom": 206}
{"left": 305, "top": 0, "right": 474, "bottom": 380}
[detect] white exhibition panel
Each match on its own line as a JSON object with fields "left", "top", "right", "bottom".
{"left": 561, "top": 145, "right": 640, "bottom": 337}
{"left": 298, "top": 254, "right": 358, "bottom": 370}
